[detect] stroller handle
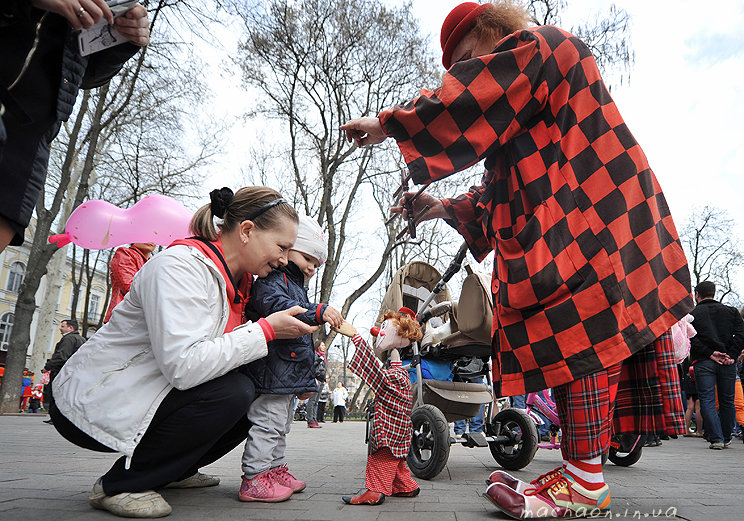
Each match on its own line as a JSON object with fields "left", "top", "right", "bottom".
{"left": 416, "top": 242, "right": 469, "bottom": 317}
{"left": 440, "top": 242, "right": 469, "bottom": 284}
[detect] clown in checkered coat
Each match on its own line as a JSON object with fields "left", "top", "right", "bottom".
{"left": 341, "top": 1, "right": 693, "bottom": 518}
{"left": 340, "top": 310, "right": 420, "bottom": 505}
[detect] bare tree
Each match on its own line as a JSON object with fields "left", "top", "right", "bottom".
{"left": 680, "top": 206, "right": 743, "bottom": 303}
{"left": 528, "top": 0, "right": 634, "bottom": 85}
{"left": 237, "top": 0, "right": 441, "bottom": 346}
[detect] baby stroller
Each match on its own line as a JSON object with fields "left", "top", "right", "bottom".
{"left": 370, "top": 244, "right": 538, "bottom": 480}
{"left": 293, "top": 401, "right": 307, "bottom": 422}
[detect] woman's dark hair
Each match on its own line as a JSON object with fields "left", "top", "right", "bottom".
{"left": 190, "top": 186, "right": 298, "bottom": 241}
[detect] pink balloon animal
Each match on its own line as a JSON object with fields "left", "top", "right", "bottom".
{"left": 49, "top": 194, "right": 193, "bottom": 249}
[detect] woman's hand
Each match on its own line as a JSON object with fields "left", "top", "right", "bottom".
{"left": 265, "top": 306, "right": 319, "bottom": 339}
{"left": 32, "top": 0, "right": 113, "bottom": 30}
{"left": 391, "top": 191, "right": 447, "bottom": 221}
{"left": 340, "top": 117, "right": 387, "bottom": 147}
{"left": 114, "top": 4, "right": 150, "bottom": 46}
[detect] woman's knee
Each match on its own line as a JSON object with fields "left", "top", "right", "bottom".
{"left": 220, "top": 372, "right": 256, "bottom": 412}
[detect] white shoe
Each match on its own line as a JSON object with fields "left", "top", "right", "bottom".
{"left": 89, "top": 478, "right": 172, "bottom": 518}
{"left": 164, "top": 472, "right": 220, "bottom": 489}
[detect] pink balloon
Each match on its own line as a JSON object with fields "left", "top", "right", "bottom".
{"left": 49, "top": 194, "right": 193, "bottom": 249}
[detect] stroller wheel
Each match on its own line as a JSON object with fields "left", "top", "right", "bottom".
{"left": 488, "top": 408, "right": 538, "bottom": 471}
{"left": 407, "top": 405, "right": 450, "bottom": 480}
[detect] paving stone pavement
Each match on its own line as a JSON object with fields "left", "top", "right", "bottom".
{"left": 0, "top": 414, "right": 741, "bottom": 520}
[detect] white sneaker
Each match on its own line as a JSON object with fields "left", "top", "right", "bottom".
{"left": 164, "top": 472, "right": 220, "bottom": 489}
{"left": 89, "top": 478, "right": 172, "bottom": 518}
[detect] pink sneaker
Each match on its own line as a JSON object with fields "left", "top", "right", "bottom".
{"left": 270, "top": 465, "right": 306, "bottom": 493}
{"left": 238, "top": 471, "right": 293, "bottom": 502}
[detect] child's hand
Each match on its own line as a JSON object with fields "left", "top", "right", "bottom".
{"left": 322, "top": 306, "right": 344, "bottom": 328}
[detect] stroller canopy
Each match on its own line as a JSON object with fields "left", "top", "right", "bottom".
{"left": 376, "top": 261, "right": 451, "bottom": 327}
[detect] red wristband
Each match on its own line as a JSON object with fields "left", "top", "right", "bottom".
{"left": 257, "top": 318, "right": 276, "bottom": 342}
{"left": 316, "top": 304, "right": 325, "bottom": 323}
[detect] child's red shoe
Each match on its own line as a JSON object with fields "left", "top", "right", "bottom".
{"left": 341, "top": 489, "right": 385, "bottom": 505}
{"left": 238, "top": 472, "right": 292, "bottom": 502}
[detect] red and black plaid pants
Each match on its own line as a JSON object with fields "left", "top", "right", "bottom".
{"left": 554, "top": 331, "right": 684, "bottom": 460}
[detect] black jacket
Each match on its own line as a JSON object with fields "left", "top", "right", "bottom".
{"left": 0, "top": 2, "right": 140, "bottom": 244}
{"left": 243, "top": 262, "right": 327, "bottom": 394}
{"left": 44, "top": 331, "right": 86, "bottom": 376}
{"left": 689, "top": 299, "right": 744, "bottom": 362}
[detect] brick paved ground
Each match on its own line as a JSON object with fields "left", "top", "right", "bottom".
{"left": 0, "top": 414, "right": 740, "bottom": 520}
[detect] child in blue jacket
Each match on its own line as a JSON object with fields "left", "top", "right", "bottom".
{"left": 238, "top": 215, "right": 343, "bottom": 503}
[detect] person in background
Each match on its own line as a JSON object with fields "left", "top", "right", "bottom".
{"left": 29, "top": 383, "right": 44, "bottom": 413}
{"left": 681, "top": 356, "right": 703, "bottom": 438}
{"left": 331, "top": 381, "right": 349, "bottom": 423}
{"left": 306, "top": 340, "right": 327, "bottom": 428}
{"left": 689, "top": 280, "right": 744, "bottom": 449}
{"left": 104, "top": 242, "right": 156, "bottom": 322}
{"left": 317, "top": 380, "right": 330, "bottom": 423}
{"left": 40, "top": 368, "right": 51, "bottom": 411}
{"left": 19, "top": 369, "right": 34, "bottom": 412}
{"left": 42, "top": 319, "right": 85, "bottom": 423}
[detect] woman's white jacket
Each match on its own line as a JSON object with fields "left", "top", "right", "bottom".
{"left": 53, "top": 245, "right": 268, "bottom": 462}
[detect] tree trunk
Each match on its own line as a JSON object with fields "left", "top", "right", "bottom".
{"left": 28, "top": 244, "right": 69, "bottom": 374}
{"left": 0, "top": 218, "right": 64, "bottom": 412}
{"left": 69, "top": 244, "right": 81, "bottom": 321}
{"left": 349, "top": 382, "right": 367, "bottom": 412}
{"left": 0, "top": 86, "right": 107, "bottom": 413}
{"left": 27, "top": 161, "right": 86, "bottom": 374}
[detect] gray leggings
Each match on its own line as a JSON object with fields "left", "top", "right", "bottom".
{"left": 241, "top": 394, "right": 294, "bottom": 478}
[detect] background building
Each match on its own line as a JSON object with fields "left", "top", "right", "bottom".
{"left": 0, "top": 221, "right": 108, "bottom": 372}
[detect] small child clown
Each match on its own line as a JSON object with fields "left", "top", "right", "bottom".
{"left": 339, "top": 308, "right": 422, "bottom": 505}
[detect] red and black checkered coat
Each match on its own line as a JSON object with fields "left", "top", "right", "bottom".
{"left": 379, "top": 26, "right": 693, "bottom": 396}
{"left": 348, "top": 334, "right": 412, "bottom": 458}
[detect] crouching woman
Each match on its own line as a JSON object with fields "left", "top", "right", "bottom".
{"left": 49, "top": 186, "right": 317, "bottom": 518}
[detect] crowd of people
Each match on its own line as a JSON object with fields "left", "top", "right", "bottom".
{"left": 3, "top": 1, "right": 743, "bottom": 519}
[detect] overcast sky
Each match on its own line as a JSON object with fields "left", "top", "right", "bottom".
{"left": 202, "top": 0, "right": 744, "bottom": 300}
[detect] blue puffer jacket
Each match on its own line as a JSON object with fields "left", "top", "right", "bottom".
{"left": 243, "top": 262, "right": 327, "bottom": 395}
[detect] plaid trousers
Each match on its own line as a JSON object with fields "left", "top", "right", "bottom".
{"left": 554, "top": 331, "right": 684, "bottom": 459}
